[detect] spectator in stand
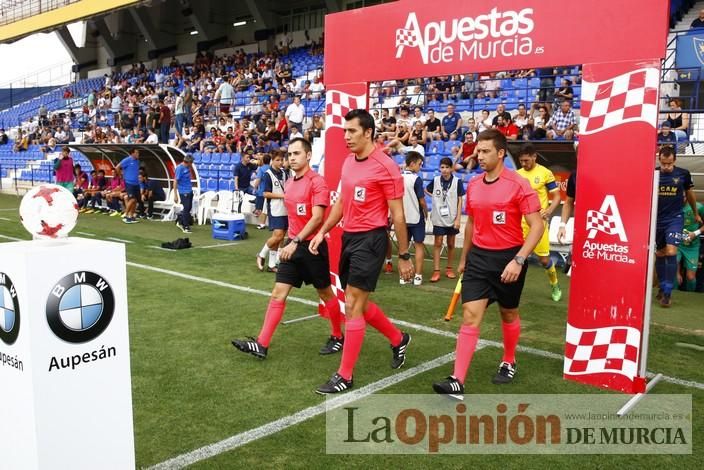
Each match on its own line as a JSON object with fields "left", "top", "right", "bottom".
{"left": 546, "top": 100, "right": 576, "bottom": 140}
{"left": 513, "top": 104, "right": 530, "bottom": 138}
{"left": 54, "top": 147, "right": 75, "bottom": 191}
{"left": 396, "top": 106, "right": 412, "bottom": 129}
{"left": 691, "top": 9, "right": 704, "bottom": 28}
{"left": 441, "top": 103, "right": 463, "bottom": 140}
{"left": 529, "top": 105, "right": 550, "bottom": 139}
{"left": 491, "top": 103, "right": 512, "bottom": 127}
{"left": 424, "top": 109, "right": 442, "bottom": 140}
{"left": 145, "top": 128, "right": 159, "bottom": 144}
{"left": 182, "top": 80, "right": 193, "bottom": 126}
{"left": 381, "top": 108, "right": 397, "bottom": 139}
{"left": 410, "top": 106, "right": 426, "bottom": 127}
{"left": 309, "top": 76, "right": 325, "bottom": 100}
{"left": 535, "top": 66, "right": 556, "bottom": 114}
{"left": 664, "top": 98, "right": 689, "bottom": 141}
{"left": 387, "top": 133, "right": 425, "bottom": 156}
{"left": 554, "top": 78, "right": 574, "bottom": 104}
{"left": 410, "top": 120, "right": 428, "bottom": 145}
{"left": 285, "top": 96, "right": 305, "bottom": 131}
{"left": 453, "top": 131, "right": 478, "bottom": 171}
{"left": 0, "top": 128, "right": 7, "bottom": 145}
{"left": 214, "top": 75, "right": 235, "bottom": 116}
{"left": 496, "top": 115, "right": 520, "bottom": 141}
{"left": 658, "top": 122, "right": 678, "bottom": 146}
{"left": 477, "top": 109, "right": 492, "bottom": 132}
{"left": 289, "top": 125, "right": 303, "bottom": 140}
{"left": 159, "top": 99, "right": 171, "bottom": 144}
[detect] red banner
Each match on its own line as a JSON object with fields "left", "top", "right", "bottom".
{"left": 324, "top": 0, "right": 668, "bottom": 84}
{"left": 563, "top": 60, "right": 661, "bottom": 394}
{"left": 322, "top": 0, "right": 669, "bottom": 395}
{"left": 320, "top": 83, "right": 368, "bottom": 315}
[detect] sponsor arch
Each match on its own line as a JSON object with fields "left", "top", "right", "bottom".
{"left": 323, "top": 0, "right": 670, "bottom": 395}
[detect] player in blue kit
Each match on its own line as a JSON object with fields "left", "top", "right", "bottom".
{"left": 655, "top": 146, "right": 701, "bottom": 307}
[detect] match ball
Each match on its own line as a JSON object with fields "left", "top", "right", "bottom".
{"left": 19, "top": 184, "right": 79, "bottom": 239}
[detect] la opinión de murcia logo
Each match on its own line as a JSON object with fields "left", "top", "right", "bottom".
{"left": 395, "top": 8, "right": 543, "bottom": 65}
{"left": 583, "top": 195, "right": 634, "bottom": 264}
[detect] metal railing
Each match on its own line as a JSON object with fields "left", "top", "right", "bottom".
{"left": 0, "top": 0, "right": 82, "bottom": 26}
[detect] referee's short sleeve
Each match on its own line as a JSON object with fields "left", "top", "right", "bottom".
{"left": 517, "top": 178, "right": 541, "bottom": 215}
{"left": 311, "top": 174, "right": 330, "bottom": 207}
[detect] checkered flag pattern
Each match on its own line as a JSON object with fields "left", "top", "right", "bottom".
{"left": 579, "top": 68, "right": 659, "bottom": 135}
{"left": 564, "top": 323, "right": 641, "bottom": 380}
{"left": 586, "top": 209, "right": 619, "bottom": 235}
{"left": 396, "top": 28, "right": 418, "bottom": 48}
{"left": 325, "top": 90, "right": 366, "bottom": 128}
{"left": 318, "top": 271, "right": 346, "bottom": 315}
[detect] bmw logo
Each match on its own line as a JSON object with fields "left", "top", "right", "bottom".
{"left": 46, "top": 272, "right": 115, "bottom": 343}
{"left": 0, "top": 273, "right": 20, "bottom": 345}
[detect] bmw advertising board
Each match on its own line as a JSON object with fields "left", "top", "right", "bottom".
{"left": 0, "top": 238, "right": 134, "bottom": 470}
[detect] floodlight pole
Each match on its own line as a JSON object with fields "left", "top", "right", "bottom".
{"left": 617, "top": 170, "right": 661, "bottom": 417}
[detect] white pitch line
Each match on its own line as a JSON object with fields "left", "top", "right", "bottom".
{"left": 0, "top": 217, "right": 11, "bottom": 221}
{"left": 106, "top": 237, "right": 134, "bottom": 244}
{"left": 127, "top": 262, "right": 318, "bottom": 307}
{"left": 128, "top": 263, "right": 704, "bottom": 392}
{"left": 0, "top": 234, "right": 22, "bottom": 241}
{"left": 148, "top": 246, "right": 178, "bottom": 252}
{"left": 76, "top": 231, "right": 96, "bottom": 237}
{"left": 197, "top": 242, "right": 240, "bottom": 249}
{"left": 0, "top": 208, "right": 17, "bottom": 212}
{"left": 146, "top": 352, "right": 459, "bottom": 470}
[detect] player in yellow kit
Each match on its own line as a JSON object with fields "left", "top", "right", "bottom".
{"left": 516, "top": 144, "right": 563, "bottom": 301}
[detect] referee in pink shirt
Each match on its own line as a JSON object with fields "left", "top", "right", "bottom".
{"left": 433, "top": 129, "right": 543, "bottom": 400}
{"left": 310, "top": 109, "right": 414, "bottom": 394}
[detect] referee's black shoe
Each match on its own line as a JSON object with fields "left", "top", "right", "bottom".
{"left": 231, "top": 336, "right": 268, "bottom": 359}
{"left": 319, "top": 335, "right": 344, "bottom": 355}
{"left": 432, "top": 376, "right": 464, "bottom": 401}
{"left": 492, "top": 361, "right": 516, "bottom": 384}
{"left": 391, "top": 332, "right": 412, "bottom": 369}
{"left": 315, "top": 373, "right": 353, "bottom": 394}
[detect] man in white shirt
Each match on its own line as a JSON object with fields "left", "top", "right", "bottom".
{"left": 387, "top": 134, "right": 425, "bottom": 157}
{"left": 214, "top": 76, "right": 235, "bottom": 115}
{"left": 145, "top": 128, "right": 159, "bottom": 144}
{"left": 288, "top": 125, "right": 303, "bottom": 140}
{"left": 285, "top": 96, "right": 305, "bottom": 130}
{"left": 309, "top": 77, "right": 325, "bottom": 100}
{"left": 111, "top": 93, "right": 122, "bottom": 114}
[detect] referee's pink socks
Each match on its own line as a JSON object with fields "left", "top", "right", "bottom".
{"left": 324, "top": 298, "right": 343, "bottom": 338}
{"left": 257, "top": 299, "right": 286, "bottom": 347}
{"left": 338, "top": 317, "right": 366, "bottom": 380}
{"left": 453, "top": 324, "right": 480, "bottom": 384}
{"left": 501, "top": 316, "right": 521, "bottom": 364}
{"left": 364, "top": 302, "right": 403, "bottom": 346}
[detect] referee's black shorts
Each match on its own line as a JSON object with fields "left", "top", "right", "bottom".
{"left": 339, "top": 227, "right": 388, "bottom": 292}
{"left": 276, "top": 239, "right": 332, "bottom": 289}
{"left": 461, "top": 245, "right": 528, "bottom": 309}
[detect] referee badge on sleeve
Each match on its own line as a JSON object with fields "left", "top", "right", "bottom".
{"left": 296, "top": 203, "right": 307, "bottom": 215}
{"left": 493, "top": 211, "right": 506, "bottom": 224}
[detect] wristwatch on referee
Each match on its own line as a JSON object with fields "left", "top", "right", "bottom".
{"left": 399, "top": 252, "right": 411, "bottom": 261}
{"left": 291, "top": 236, "right": 302, "bottom": 244}
{"left": 513, "top": 255, "right": 526, "bottom": 266}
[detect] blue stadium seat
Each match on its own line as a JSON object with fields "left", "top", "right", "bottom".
{"left": 210, "top": 153, "right": 221, "bottom": 164}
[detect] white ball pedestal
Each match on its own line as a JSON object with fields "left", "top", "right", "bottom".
{"left": 0, "top": 238, "right": 135, "bottom": 469}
